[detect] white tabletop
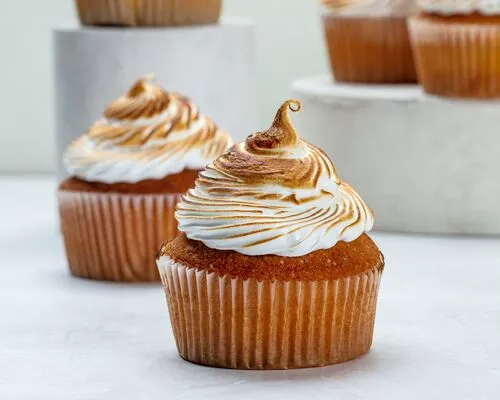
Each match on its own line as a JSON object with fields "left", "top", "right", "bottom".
{"left": 1, "top": 176, "right": 499, "bottom": 400}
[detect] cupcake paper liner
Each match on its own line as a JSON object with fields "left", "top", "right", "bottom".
{"left": 322, "top": 15, "right": 417, "bottom": 83}
{"left": 409, "top": 16, "right": 500, "bottom": 98}
{"left": 137, "top": 0, "right": 222, "bottom": 26}
{"left": 76, "top": 0, "right": 137, "bottom": 26}
{"left": 59, "top": 190, "right": 182, "bottom": 281}
{"left": 157, "top": 257, "right": 383, "bottom": 369}
{"left": 75, "top": 0, "right": 222, "bottom": 27}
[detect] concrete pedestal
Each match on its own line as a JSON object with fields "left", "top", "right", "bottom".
{"left": 292, "top": 76, "right": 500, "bottom": 234}
{"left": 54, "top": 20, "right": 256, "bottom": 179}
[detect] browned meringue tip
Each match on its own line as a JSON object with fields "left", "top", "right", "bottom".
{"left": 273, "top": 99, "right": 301, "bottom": 145}
{"left": 284, "top": 98, "right": 301, "bottom": 113}
{"left": 246, "top": 99, "right": 302, "bottom": 152}
{"left": 127, "top": 74, "right": 156, "bottom": 97}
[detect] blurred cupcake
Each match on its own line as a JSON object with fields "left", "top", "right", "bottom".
{"left": 59, "top": 76, "right": 232, "bottom": 281}
{"left": 75, "top": 0, "right": 222, "bottom": 27}
{"left": 157, "top": 100, "right": 384, "bottom": 369}
{"left": 409, "top": 0, "right": 500, "bottom": 98}
{"left": 322, "top": 0, "right": 417, "bottom": 83}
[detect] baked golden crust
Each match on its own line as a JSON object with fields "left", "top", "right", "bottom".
{"left": 59, "top": 169, "right": 200, "bottom": 194}
{"left": 158, "top": 233, "right": 384, "bottom": 281}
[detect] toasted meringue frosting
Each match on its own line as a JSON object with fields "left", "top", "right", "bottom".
{"left": 418, "top": 0, "right": 500, "bottom": 14}
{"left": 176, "top": 100, "right": 374, "bottom": 257}
{"left": 64, "top": 77, "right": 232, "bottom": 183}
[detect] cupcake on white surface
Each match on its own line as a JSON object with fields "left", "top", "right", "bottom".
{"left": 59, "top": 76, "right": 232, "bottom": 281}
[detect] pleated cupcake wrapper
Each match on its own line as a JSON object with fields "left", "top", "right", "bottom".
{"left": 322, "top": 15, "right": 417, "bottom": 83}
{"left": 76, "top": 0, "right": 137, "bottom": 26}
{"left": 75, "top": 0, "right": 221, "bottom": 27}
{"left": 59, "top": 191, "right": 182, "bottom": 282}
{"left": 409, "top": 17, "right": 500, "bottom": 98}
{"left": 157, "top": 257, "right": 383, "bottom": 369}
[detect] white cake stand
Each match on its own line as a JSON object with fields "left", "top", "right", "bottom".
{"left": 292, "top": 76, "right": 500, "bottom": 235}
{"left": 53, "top": 19, "right": 256, "bottom": 179}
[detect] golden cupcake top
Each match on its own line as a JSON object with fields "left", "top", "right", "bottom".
{"left": 176, "top": 100, "right": 374, "bottom": 257}
{"left": 64, "top": 76, "right": 232, "bottom": 183}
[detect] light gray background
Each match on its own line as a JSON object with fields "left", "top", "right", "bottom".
{"left": 0, "top": 0, "right": 328, "bottom": 173}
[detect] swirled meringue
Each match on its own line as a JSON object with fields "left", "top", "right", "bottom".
{"left": 176, "top": 100, "right": 374, "bottom": 257}
{"left": 418, "top": 0, "right": 500, "bottom": 14}
{"left": 64, "top": 76, "right": 232, "bottom": 183}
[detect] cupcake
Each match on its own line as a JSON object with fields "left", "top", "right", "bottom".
{"left": 75, "top": 0, "right": 222, "bottom": 27}
{"left": 157, "top": 100, "right": 384, "bottom": 369}
{"left": 409, "top": 0, "right": 500, "bottom": 98}
{"left": 322, "top": 0, "right": 417, "bottom": 83}
{"left": 59, "top": 76, "right": 232, "bottom": 282}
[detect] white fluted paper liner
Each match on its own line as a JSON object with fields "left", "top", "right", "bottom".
{"left": 157, "top": 256, "right": 383, "bottom": 369}
{"left": 409, "top": 16, "right": 500, "bottom": 98}
{"left": 59, "top": 190, "right": 182, "bottom": 281}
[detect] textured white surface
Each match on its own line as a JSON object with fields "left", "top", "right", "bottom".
{"left": 292, "top": 76, "right": 500, "bottom": 235}
{"left": 1, "top": 176, "right": 499, "bottom": 400}
{"left": 54, "top": 21, "right": 256, "bottom": 180}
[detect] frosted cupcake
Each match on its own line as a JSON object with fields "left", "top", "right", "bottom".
{"left": 75, "top": 0, "right": 222, "bottom": 27}
{"left": 59, "top": 77, "right": 232, "bottom": 281}
{"left": 409, "top": 0, "right": 500, "bottom": 98}
{"left": 157, "top": 100, "right": 384, "bottom": 369}
{"left": 322, "top": 0, "right": 417, "bottom": 83}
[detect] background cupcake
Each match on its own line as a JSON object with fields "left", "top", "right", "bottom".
{"left": 59, "top": 76, "right": 232, "bottom": 282}
{"left": 322, "top": 0, "right": 417, "bottom": 83}
{"left": 75, "top": 0, "right": 222, "bottom": 27}
{"left": 157, "top": 100, "right": 384, "bottom": 369}
{"left": 409, "top": 0, "right": 500, "bottom": 98}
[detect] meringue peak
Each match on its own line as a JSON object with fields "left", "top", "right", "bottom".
{"left": 247, "top": 99, "right": 301, "bottom": 154}
{"left": 126, "top": 74, "right": 156, "bottom": 98}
